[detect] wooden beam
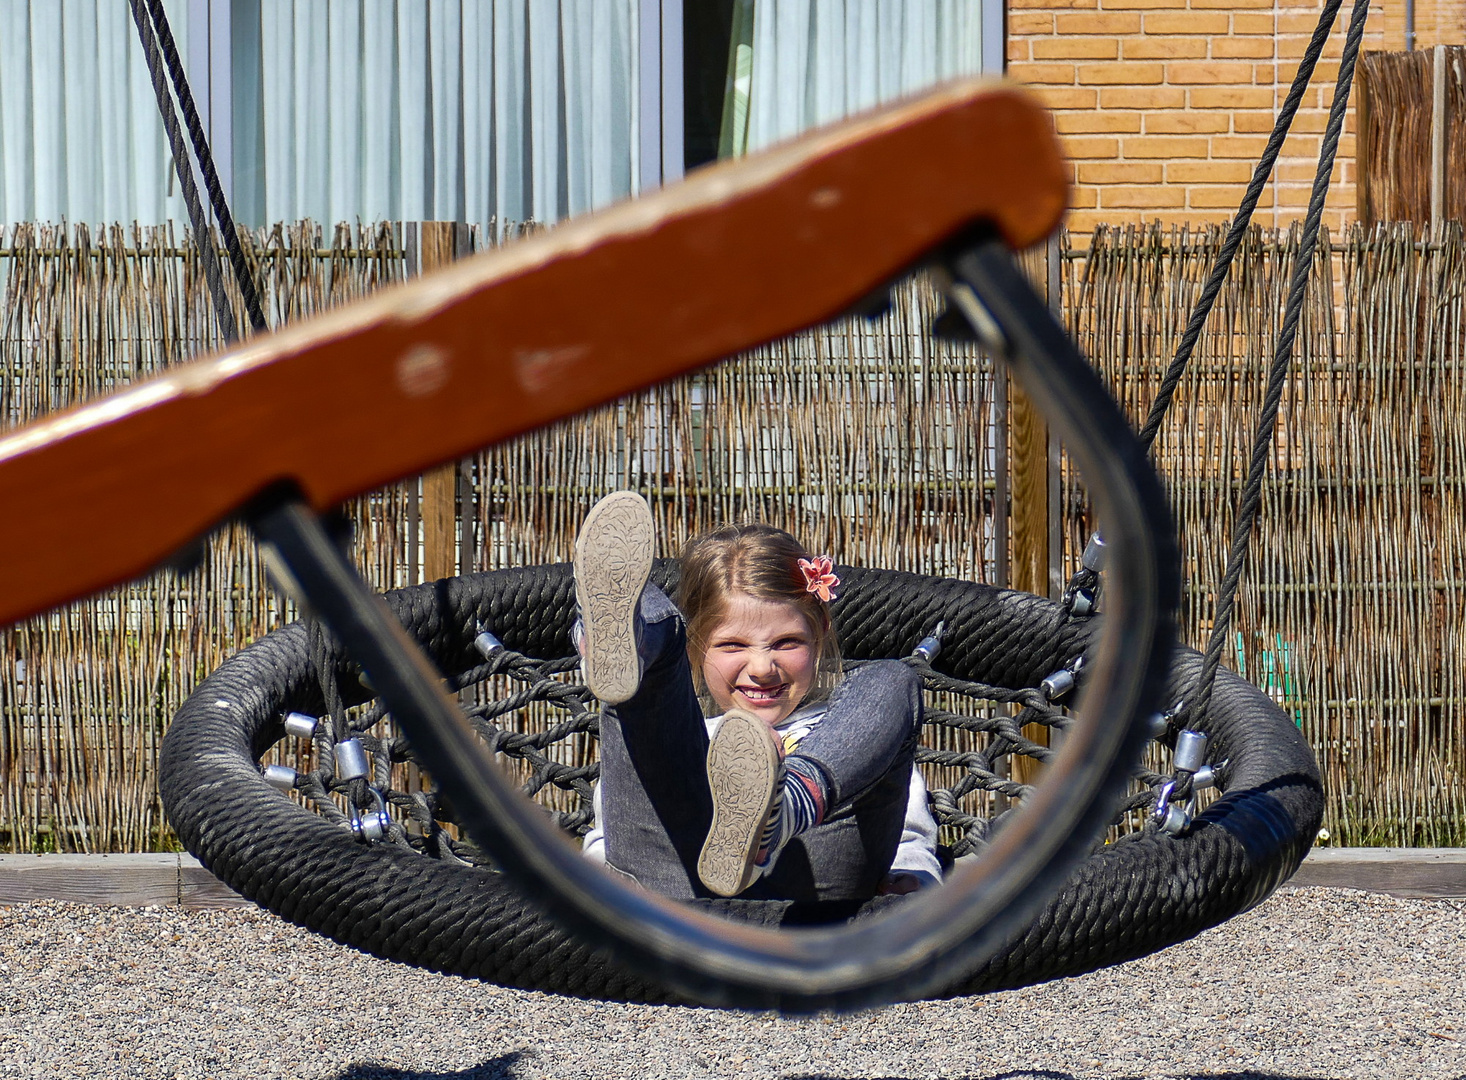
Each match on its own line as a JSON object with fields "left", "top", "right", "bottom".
{"left": 0, "top": 79, "right": 1068, "bottom": 626}
{"left": 413, "top": 222, "right": 473, "bottom": 582}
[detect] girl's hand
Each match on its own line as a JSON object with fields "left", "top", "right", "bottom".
{"left": 877, "top": 872, "right": 923, "bottom": 896}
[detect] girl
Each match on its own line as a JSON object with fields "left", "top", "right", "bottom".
{"left": 575, "top": 491, "right": 941, "bottom": 901}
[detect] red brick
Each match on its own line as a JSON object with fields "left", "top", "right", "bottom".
{"left": 1188, "top": 185, "right": 1257, "bottom": 208}
{"left": 1033, "top": 38, "right": 1120, "bottom": 59}
{"left": 1054, "top": 11, "right": 1142, "bottom": 33}
{"left": 1213, "top": 37, "right": 1277, "bottom": 59}
{"left": 1253, "top": 63, "right": 1278, "bottom": 83}
{"left": 1211, "top": 134, "right": 1270, "bottom": 157}
{"left": 1077, "top": 61, "right": 1165, "bottom": 85}
{"left": 1061, "top": 135, "right": 1122, "bottom": 158}
{"left": 1166, "top": 61, "right": 1256, "bottom": 84}
{"left": 1275, "top": 12, "right": 1327, "bottom": 33}
{"left": 1101, "top": 186, "right": 1187, "bottom": 208}
{"left": 1122, "top": 37, "right": 1209, "bottom": 60}
{"left": 1232, "top": 110, "right": 1283, "bottom": 133}
{"left": 1008, "top": 11, "right": 1053, "bottom": 34}
{"left": 1053, "top": 111, "right": 1143, "bottom": 134}
{"left": 1013, "top": 63, "right": 1077, "bottom": 85}
{"left": 1065, "top": 209, "right": 1111, "bottom": 234}
{"left": 1145, "top": 112, "right": 1230, "bottom": 134}
{"left": 1123, "top": 135, "right": 1212, "bottom": 158}
{"left": 1144, "top": 11, "right": 1230, "bottom": 33}
{"left": 1068, "top": 185, "right": 1100, "bottom": 209}
{"left": 1008, "top": 40, "right": 1032, "bottom": 63}
{"left": 1076, "top": 161, "right": 1165, "bottom": 183}
{"left": 1100, "top": 85, "right": 1187, "bottom": 108}
{"left": 1232, "top": 12, "right": 1277, "bottom": 33}
{"left": 1168, "top": 160, "right": 1257, "bottom": 183}
{"left": 1281, "top": 133, "right": 1322, "bottom": 156}
{"left": 1190, "top": 86, "right": 1275, "bottom": 108}
{"left": 1029, "top": 86, "right": 1100, "bottom": 110}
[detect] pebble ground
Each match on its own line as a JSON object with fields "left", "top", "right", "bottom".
{"left": 0, "top": 886, "right": 1461, "bottom": 1080}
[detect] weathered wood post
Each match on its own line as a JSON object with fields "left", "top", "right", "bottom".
{"left": 405, "top": 221, "right": 474, "bottom": 582}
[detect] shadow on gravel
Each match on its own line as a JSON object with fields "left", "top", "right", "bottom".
{"left": 327, "top": 1053, "right": 523, "bottom": 1080}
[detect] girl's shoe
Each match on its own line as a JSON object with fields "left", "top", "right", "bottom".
{"left": 573, "top": 491, "right": 655, "bottom": 705}
{"left": 698, "top": 709, "right": 786, "bottom": 897}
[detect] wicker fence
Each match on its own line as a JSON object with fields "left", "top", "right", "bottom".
{"left": 0, "top": 218, "right": 1462, "bottom": 851}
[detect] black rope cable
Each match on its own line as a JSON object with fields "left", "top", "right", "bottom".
{"left": 127, "top": 0, "right": 239, "bottom": 345}
{"left": 1186, "top": 0, "right": 1372, "bottom": 726}
{"left": 1062, "top": 0, "right": 1350, "bottom": 611}
{"left": 139, "top": 0, "right": 269, "bottom": 336}
{"left": 1132, "top": 0, "right": 1345, "bottom": 456}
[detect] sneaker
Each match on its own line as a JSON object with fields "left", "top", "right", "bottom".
{"left": 573, "top": 491, "right": 654, "bottom": 705}
{"left": 698, "top": 709, "right": 786, "bottom": 897}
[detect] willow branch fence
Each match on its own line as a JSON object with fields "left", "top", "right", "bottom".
{"left": 0, "top": 218, "right": 1461, "bottom": 852}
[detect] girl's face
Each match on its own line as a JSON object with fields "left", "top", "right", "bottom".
{"left": 700, "top": 594, "right": 819, "bottom": 728}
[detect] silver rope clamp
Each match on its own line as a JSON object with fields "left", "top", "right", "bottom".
{"left": 335, "top": 738, "right": 370, "bottom": 782}
{"left": 912, "top": 620, "right": 946, "bottom": 663}
{"left": 473, "top": 626, "right": 504, "bottom": 658}
{"left": 263, "top": 764, "right": 298, "bottom": 791}
{"left": 1040, "top": 654, "right": 1087, "bottom": 702}
{"left": 1081, "top": 532, "right": 1107, "bottom": 573}
{"left": 1173, "top": 729, "right": 1209, "bottom": 773}
{"left": 283, "top": 711, "right": 319, "bottom": 739}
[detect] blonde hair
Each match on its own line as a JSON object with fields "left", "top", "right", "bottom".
{"left": 675, "top": 523, "right": 842, "bottom": 702}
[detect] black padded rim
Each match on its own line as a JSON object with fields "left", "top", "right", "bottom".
{"left": 160, "top": 562, "right": 1323, "bottom": 1002}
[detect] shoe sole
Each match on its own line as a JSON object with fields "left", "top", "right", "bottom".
{"left": 573, "top": 491, "right": 654, "bottom": 705}
{"left": 698, "top": 709, "right": 782, "bottom": 898}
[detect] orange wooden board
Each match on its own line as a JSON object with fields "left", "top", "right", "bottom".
{"left": 0, "top": 78, "right": 1067, "bottom": 626}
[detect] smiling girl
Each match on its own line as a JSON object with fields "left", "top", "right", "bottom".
{"left": 575, "top": 492, "right": 940, "bottom": 901}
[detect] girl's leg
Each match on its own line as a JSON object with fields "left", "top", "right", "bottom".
{"left": 595, "top": 585, "right": 714, "bottom": 899}
{"left": 743, "top": 660, "right": 924, "bottom": 901}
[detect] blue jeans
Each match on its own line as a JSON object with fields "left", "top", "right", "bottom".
{"left": 597, "top": 586, "right": 923, "bottom": 902}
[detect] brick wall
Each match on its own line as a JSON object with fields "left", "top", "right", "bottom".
{"left": 1007, "top": 0, "right": 1420, "bottom": 233}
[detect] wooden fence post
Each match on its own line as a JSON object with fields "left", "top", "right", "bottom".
{"left": 1010, "top": 237, "right": 1064, "bottom": 785}
{"left": 405, "top": 221, "right": 474, "bottom": 582}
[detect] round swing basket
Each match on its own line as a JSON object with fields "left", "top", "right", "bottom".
{"left": 160, "top": 561, "right": 1321, "bottom": 1002}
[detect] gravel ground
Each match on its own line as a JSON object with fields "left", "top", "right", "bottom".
{"left": 0, "top": 887, "right": 1461, "bottom": 1080}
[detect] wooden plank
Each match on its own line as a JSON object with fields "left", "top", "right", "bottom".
{"left": 1287, "top": 848, "right": 1466, "bottom": 899}
{"left": 0, "top": 79, "right": 1067, "bottom": 627}
{"left": 0, "top": 854, "right": 180, "bottom": 907}
{"left": 178, "top": 857, "right": 250, "bottom": 910}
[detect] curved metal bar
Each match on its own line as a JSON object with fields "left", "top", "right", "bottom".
{"left": 248, "top": 230, "right": 1178, "bottom": 1012}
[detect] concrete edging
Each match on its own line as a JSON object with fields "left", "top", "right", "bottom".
{"left": 0, "top": 848, "right": 1462, "bottom": 908}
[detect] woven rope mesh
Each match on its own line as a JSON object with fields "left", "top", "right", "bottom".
{"left": 268, "top": 620, "right": 1201, "bottom": 866}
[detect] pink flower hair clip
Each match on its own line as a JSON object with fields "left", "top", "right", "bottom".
{"left": 798, "top": 556, "right": 841, "bottom": 602}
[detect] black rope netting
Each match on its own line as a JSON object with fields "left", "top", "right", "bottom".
{"left": 276, "top": 606, "right": 1190, "bottom": 870}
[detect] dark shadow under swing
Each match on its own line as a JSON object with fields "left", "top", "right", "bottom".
{"left": 0, "top": 0, "right": 1368, "bottom": 1011}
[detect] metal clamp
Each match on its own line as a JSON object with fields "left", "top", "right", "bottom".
{"left": 912, "top": 620, "right": 946, "bottom": 663}
{"left": 283, "top": 711, "right": 319, "bottom": 739}
{"left": 1039, "top": 654, "right": 1087, "bottom": 702}
{"left": 349, "top": 788, "right": 392, "bottom": 843}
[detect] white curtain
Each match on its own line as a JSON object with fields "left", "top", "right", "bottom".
{"left": 0, "top": 0, "right": 192, "bottom": 225}
{"left": 728, "top": 0, "right": 987, "bottom": 157}
{"left": 249, "top": 0, "right": 640, "bottom": 230}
